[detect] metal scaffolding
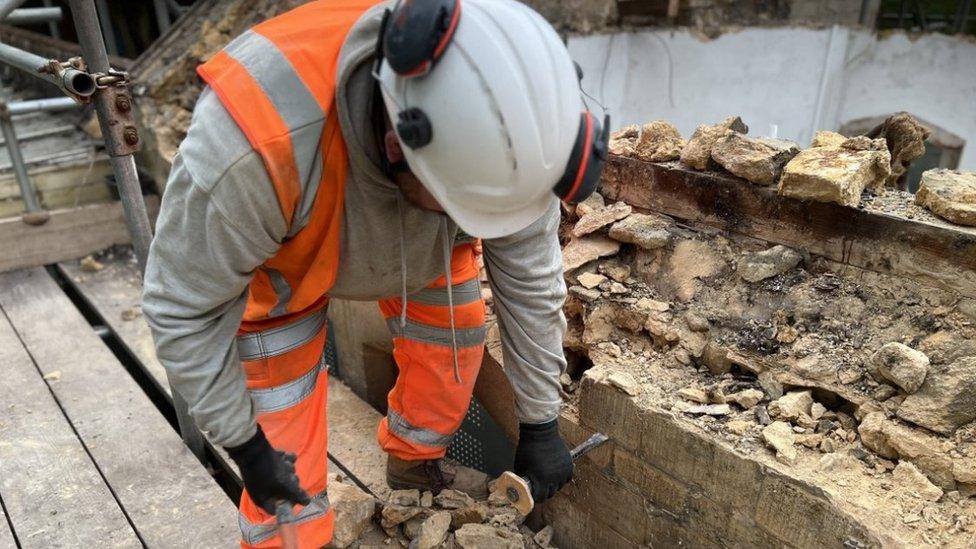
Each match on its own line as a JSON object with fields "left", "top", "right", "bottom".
{"left": 0, "top": 0, "right": 206, "bottom": 462}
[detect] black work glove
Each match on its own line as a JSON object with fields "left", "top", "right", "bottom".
{"left": 513, "top": 419, "right": 574, "bottom": 502}
{"left": 226, "top": 427, "right": 310, "bottom": 515}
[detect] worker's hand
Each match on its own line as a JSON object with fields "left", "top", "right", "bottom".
{"left": 225, "top": 426, "right": 310, "bottom": 515}
{"left": 513, "top": 419, "right": 573, "bottom": 502}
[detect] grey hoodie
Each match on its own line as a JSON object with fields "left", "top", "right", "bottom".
{"left": 142, "top": 4, "right": 568, "bottom": 448}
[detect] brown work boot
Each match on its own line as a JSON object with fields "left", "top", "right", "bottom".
{"left": 386, "top": 456, "right": 489, "bottom": 498}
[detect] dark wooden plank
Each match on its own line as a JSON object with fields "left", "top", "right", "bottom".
{"left": 601, "top": 157, "right": 976, "bottom": 298}
{"left": 0, "top": 303, "right": 139, "bottom": 548}
{"left": 0, "top": 268, "right": 238, "bottom": 547}
{"left": 0, "top": 197, "right": 159, "bottom": 274}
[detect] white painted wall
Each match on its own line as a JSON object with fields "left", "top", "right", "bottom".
{"left": 569, "top": 28, "right": 976, "bottom": 169}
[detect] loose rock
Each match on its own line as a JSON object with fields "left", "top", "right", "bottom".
{"left": 915, "top": 169, "right": 976, "bottom": 227}
{"left": 737, "top": 245, "right": 803, "bottom": 283}
{"left": 575, "top": 191, "right": 606, "bottom": 217}
{"left": 897, "top": 357, "right": 976, "bottom": 435}
{"left": 80, "top": 255, "right": 105, "bottom": 272}
{"left": 572, "top": 202, "right": 633, "bottom": 237}
{"left": 772, "top": 391, "right": 814, "bottom": 420}
{"left": 778, "top": 141, "right": 891, "bottom": 206}
{"left": 562, "top": 235, "right": 621, "bottom": 272}
{"left": 700, "top": 342, "right": 733, "bottom": 375}
{"left": 728, "top": 388, "right": 764, "bottom": 409}
{"left": 599, "top": 259, "right": 631, "bottom": 283}
{"left": 434, "top": 490, "right": 475, "bottom": 510}
{"left": 415, "top": 511, "right": 451, "bottom": 549}
{"left": 576, "top": 272, "right": 606, "bottom": 290}
{"left": 609, "top": 125, "right": 639, "bottom": 158}
{"left": 680, "top": 116, "right": 749, "bottom": 170}
{"left": 327, "top": 482, "right": 376, "bottom": 548}
{"left": 763, "top": 421, "right": 798, "bottom": 465}
{"left": 893, "top": 461, "right": 944, "bottom": 502}
{"left": 677, "top": 387, "right": 709, "bottom": 403}
{"left": 635, "top": 120, "right": 684, "bottom": 162}
{"left": 868, "top": 112, "right": 930, "bottom": 188}
{"left": 608, "top": 213, "right": 672, "bottom": 250}
{"left": 684, "top": 403, "right": 731, "bottom": 416}
{"left": 871, "top": 342, "right": 930, "bottom": 394}
{"left": 711, "top": 134, "right": 799, "bottom": 186}
{"left": 389, "top": 489, "right": 420, "bottom": 507}
{"left": 455, "top": 523, "right": 522, "bottom": 549}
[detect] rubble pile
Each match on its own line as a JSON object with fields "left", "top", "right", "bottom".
{"left": 374, "top": 485, "right": 556, "bottom": 549}
{"left": 557, "top": 188, "right": 976, "bottom": 545}
{"left": 609, "top": 113, "right": 976, "bottom": 227}
{"left": 330, "top": 476, "right": 558, "bottom": 548}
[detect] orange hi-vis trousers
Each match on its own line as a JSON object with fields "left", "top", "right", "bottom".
{"left": 235, "top": 243, "right": 486, "bottom": 548}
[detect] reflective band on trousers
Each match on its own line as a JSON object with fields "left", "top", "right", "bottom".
{"left": 387, "top": 409, "right": 454, "bottom": 448}
{"left": 406, "top": 278, "right": 482, "bottom": 307}
{"left": 249, "top": 355, "right": 324, "bottom": 413}
{"left": 385, "top": 317, "right": 486, "bottom": 348}
{"left": 237, "top": 308, "right": 327, "bottom": 361}
{"left": 238, "top": 490, "right": 330, "bottom": 545}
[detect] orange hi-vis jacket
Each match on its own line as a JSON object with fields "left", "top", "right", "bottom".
{"left": 199, "top": 0, "right": 382, "bottom": 328}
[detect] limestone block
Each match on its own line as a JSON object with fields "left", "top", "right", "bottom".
{"left": 893, "top": 461, "right": 943, "bottom": 502}
{"left": 608, "top": 213, "right": 672, "bottom": 250}
{"left": 635, "top": 120, "right": 685, "bottom": 162}
{"left": 778, "top": 145, "right": 891, "bottom": 207}
{"left": 870, "top": 342, "right": 929, "bottom": 394}
{"left": 897, "top": 356, "right": 976, "bottom": 435}
{"left": 737, "top": 245, "right": 802, "bottom": 282}
{"left": 454, "top": 523, "right": 522, "bottom": 549}
{"left": 415, "top": 512, "right": 451, "bottom": 549}
{"left": 762, "top": 421, "right": 797, "bottom": 465}
{"left": 572, "top": 202, "right": 633, "bottom": 237}
{"left": 608, "top": 125, "right": 639, "bottom": 158}
{"left": 680, "top": 116, "right": 749, "bottom": 170}
{"left": 329, "top": 481, "right": 377, "bottom": 548}
{"left": 915, "top": 169, "right": 976, "bottom": 227}
{"left": 562, "top": 234, "right": 620, "bottom": 272}
{"left": 711, "top": 134, "right": 799, "bottom": 186}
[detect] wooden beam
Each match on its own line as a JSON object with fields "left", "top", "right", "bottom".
{"left": 0, "top": 300, "right": 139, "bottom": 547}
{"left": 0, "top": 197, "right": 159, "bottom": 274}
{"left": 601, "top": 157, "right": 976, "bottom": 298}
{"left": 0, "top": 268, "right": 238, "bottom": 546}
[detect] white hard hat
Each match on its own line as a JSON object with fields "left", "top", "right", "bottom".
{"left": 375, "top": 0, "right": 608, "bottom": 239}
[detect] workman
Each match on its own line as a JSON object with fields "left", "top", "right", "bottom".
{"left": 142, "top": 0, "right": 609, "bottom": 546}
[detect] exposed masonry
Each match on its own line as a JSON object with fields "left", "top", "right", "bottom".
{"left": 539, "top": 136, "right": 976, "bottom": 547}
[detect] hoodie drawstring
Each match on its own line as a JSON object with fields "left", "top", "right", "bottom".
{"left": 396, "top": 193, "right": 462, "bottom": 384}
{"left": 441, "top": 217, "right": 461, "bottom": 384}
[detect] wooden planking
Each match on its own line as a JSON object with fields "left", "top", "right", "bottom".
{"left": 328, "top": 377, "right": 390, "bottom": 499}
{"left": 0, "top": 302, "right": 139, "bottom": 547}
{"left": 0, "top": 197, "right": 159, "bottom": 274}
{"left": 0, "top": 268, "right": 238, "bottom": 547}
{"left": 601, "top": 157, "right": 976, "bottom": 298}
{"left": 58, "top": 256, "right": 368, "bottom": 492}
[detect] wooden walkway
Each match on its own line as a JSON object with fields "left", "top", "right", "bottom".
{"left": 0, "top": 251, "right": 389, "bottom": 547}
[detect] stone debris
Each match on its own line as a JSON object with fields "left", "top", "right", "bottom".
{"left": 561, "top": 235, "right": 620, "bottom": 272}
{"left": 415, "top": 511, "right": 451, "bottom": 549}
{"left": 770, "top": 391, "right": 813, "bottom": 421}
{"left": 329, "top": 481, "right": 377, "bottom": 548}
{"left": 575, "top": 191, "right": 606, "bottom": 218}
{"left": 778, "top": 138, "right": 891, "bottom": 207}
{"left": 871, "top": 342, "right": 929, "bottom": 394}
{"left": 455, "top": 523, "right": 523, "bottom": 549}
{"left": 915, "top": 169, "right": 976, "bottom": 227}
{"left": 684, "top": 403, "right": 731, "bottom": 416}
{"left": 572, "top": 202, "right": 633, "bottom": 238}
{"left": 737, "top": 245, "right": 802, "bottom": 283}
{"left": 80, "top": 255, "right": 105, "bottom": 272}
{"left": 635, "top": 120, "right": 685, "bottom": 162}
{"left": 810, "top": 130, "right": 847, "bottom": 148}
{"left": 677, "top": 387, "right": 709, "bottom": 403}
{"left": 389, "top": 489, "right": 420, "bottom": 507}
{"left": 598, "top": 259, "right": 631, "bottom": 283}
{"left": 607, "top": 371, "right": 639, "bottom": 396}
{"left": 576, "top": 272, "right": 606, "bottom": 290}
{"left": 894, "top": 461, "right": 944, "bottom": 502}
{"left": 762, "top": 421, "right": 798, "bottom": 465}
{"left": 866, "top": 112, "right": 930, "bottom": 188}
{"left": 608, "top": 213, "right": 672, "bottom": 250}
{"left": 608, "top": 125, "right": 639, "bottom": 158}
{"left": 680, "top": 116, "right": 749, "bottom": 170}
{"left": 710, "top": 133, "right": 799, "bottom": 186}
{"left": 727, "top": 388, "right": 764, "bottom": 409}
{"left": 897, "top": 357, "right": 976, "bottom": 435}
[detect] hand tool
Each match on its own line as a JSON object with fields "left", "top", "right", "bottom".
{"left": 494, "top": 432, "right": 609, "bottom": 515}
{"left": 275, "top": 501, "right": 300, "bottom": 549}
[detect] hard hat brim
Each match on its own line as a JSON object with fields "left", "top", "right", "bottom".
{"left": 437, "top": 189, "right": 555, "bottom": 240}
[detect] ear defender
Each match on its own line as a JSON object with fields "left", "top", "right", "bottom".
{"left": 553, "top": 112, "right": 611, "bottom": 205}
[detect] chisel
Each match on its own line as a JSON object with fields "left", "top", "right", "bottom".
{"left": 494, "top": 432, "right": 609, "bottom": 515}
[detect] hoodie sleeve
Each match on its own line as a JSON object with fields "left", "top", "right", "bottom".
{"left": 142, "top": 88, "right": 288, "bottom": 448}
{"left": 482, "top": 198, "right": 568, "bottom": 424}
